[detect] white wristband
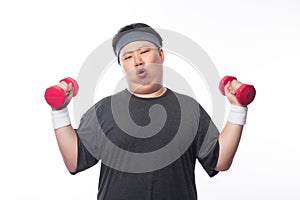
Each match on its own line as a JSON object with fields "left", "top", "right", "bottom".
{"left": 51, "top": 107, "right": 71, "bottom": 129}
{"left": 228, "top": 105, "right": 248, "bottom": 125}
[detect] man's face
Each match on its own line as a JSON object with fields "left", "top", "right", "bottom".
{"left": 119, "top": 41, "right": 165, "bottom": 95}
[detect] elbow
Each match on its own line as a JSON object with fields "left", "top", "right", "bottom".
{"left": 67, "top": 165, "right": 78, "bottom": 175}
{"left": 215, "top": 161, "right": 232, "bottom": 171}
{"left": 66, "top": 165, "right": 77, "bottom": 174}
{"left": 217, "top": 165, "right": 230, "bottom": 172}
{"left": 64, "top": 161, "right": 77, "bottom": 174}
{"left": 69, "top": 169, "right": 77, "bottom": 175}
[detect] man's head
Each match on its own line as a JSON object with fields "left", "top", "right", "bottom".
{"left": 112, "top": 23, "right": 165, "bottom": 96}
{"left": 112, "top": 23, "right": 163, "bottom": 61}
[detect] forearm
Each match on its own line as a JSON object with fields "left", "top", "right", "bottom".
{"left": 215, "top": 122, "right": 243, "bottom": 171}
{"left": 55, "top": 125, "right": 78, "bottom": 173}
{"left": 51, "top": 107, "right": 78, "bottom": 173}
{"left": 46, "top": 80, "right": 79, "bottom": 173}
{"left": 214, "top": 78, "right": 251, "bottom": 171}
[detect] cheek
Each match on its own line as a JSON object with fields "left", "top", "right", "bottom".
{"left": 142, "top": 52, "right": 162, "bottom": 63}
{"left": 121, "top": 63, "right": 133, "bottom": 73}
{"left": 122, "top": 65, "right": 137, "bottom": 79}
{"left": 147, "top": 64, "right": 163, "bottom": 76}
{"left": 154, "top": 54, "right": 164, "bottom": 64}
{"left": 149, "top": 65, "right": 163, "bottom": 83}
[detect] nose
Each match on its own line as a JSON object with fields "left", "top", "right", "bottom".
{"left": 133, "top": 52, "right": 144, "bottom": 67}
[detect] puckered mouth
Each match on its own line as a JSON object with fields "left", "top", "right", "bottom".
{"left": 136, "top": 67, "right": 147, "bottom": 78}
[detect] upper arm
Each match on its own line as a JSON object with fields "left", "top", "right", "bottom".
{"left": 70, "top": 132, "right": 99, "bottom": 174}
{"left": 196, "top": 105, "right": 220, "bottom": 177}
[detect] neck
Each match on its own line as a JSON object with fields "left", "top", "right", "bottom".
{"left": 129, "top": 85, "right": 167, "bottom": 98}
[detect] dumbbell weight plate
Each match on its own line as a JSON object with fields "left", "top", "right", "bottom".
{"left": 236, "top": 84, "right": 256, "bottom": 106}
{"left": 44, "top": 85, "right": 66, "bottom": 108}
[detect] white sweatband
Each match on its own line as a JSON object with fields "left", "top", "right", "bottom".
{"left": 227, "top": 105, "right": 248, "bottom": 125}
{"left": 51, "top": 107, "right": 71, "bottom": 129}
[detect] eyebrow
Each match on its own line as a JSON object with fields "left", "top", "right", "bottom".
{"left": 121, "top": 45, "right": 156, "bottom": 57}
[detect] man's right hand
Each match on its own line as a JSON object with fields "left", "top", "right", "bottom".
{"left": 44, "top": 77, "right": 79, "bottom": 109}
{"left": 52, "top": 81, "right": 74, "bottom": 110}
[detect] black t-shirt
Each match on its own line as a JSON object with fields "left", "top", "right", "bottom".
{"left": 72, "top": 88, "right": 220, "bottom": 200}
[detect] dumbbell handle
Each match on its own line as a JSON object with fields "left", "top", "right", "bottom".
{"left": 44, "top": 77, "right": 79, "bottom": 109}
{"left": 219, "top": 75, "right": 256, "bottom": 106}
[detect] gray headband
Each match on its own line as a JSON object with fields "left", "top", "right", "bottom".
{"left": 114, "top": 31, "right": 162, "bottom": 58}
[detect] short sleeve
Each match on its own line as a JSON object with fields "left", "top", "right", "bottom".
{"left": 70, "top": 133, "right": 99, "bottom": 175}
{"left": 196, "top": 105, "right": 220, "bottom": 177}
{"left": 70, "top": 103, "right": 104, "bottom": 175}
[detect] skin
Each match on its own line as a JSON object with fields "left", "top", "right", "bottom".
{"left": 119, "top": 41, "right": 166, "bottom": 97}
{"left": 53, "top": 83, "right": 77, "bottom": 172}
{"left": 53, "top": 40, "right": 246, "bottom": 172}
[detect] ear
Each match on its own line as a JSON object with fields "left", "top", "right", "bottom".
{"left": 159, "top": 48, "right": 165, "bottom": 62}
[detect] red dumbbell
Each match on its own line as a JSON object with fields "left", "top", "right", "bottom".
{"left": 44, "top": 77, "right": 79, "bottom": 109}
{"left": 219, "top": 75, "right": 256, "bottom": 106}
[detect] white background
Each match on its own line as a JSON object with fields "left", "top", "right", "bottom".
{"left": 1, "top": 0, "right": 300, "bottom": 199}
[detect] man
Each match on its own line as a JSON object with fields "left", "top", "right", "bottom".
{"left": 50, "top": 23, "right": 248, "bottom": 199}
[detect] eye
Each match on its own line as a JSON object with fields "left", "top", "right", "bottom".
{"left": 140, "top": 49, "right": 150, "bottom": 54}
{"left": 123, "top": 55, "right": 132, "bottom": 61}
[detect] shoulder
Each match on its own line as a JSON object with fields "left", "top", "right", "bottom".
{"left": 168, "top": 89, "right": 200, "bottom": 106}
{"left": 81, "top": 90, "right": 126, "bottom": 118}
{"left": 93, "top": 89, "right": 127, "bottom": 109}
{"left": 168, "top": 89, "right": 210, "bottom": 118}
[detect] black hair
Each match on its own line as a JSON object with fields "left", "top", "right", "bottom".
{"left": 112, "top": 23, "right": 163, "bottom": 58}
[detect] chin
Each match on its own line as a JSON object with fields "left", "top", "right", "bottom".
{"left": 129, "top": 83, "right": 162, "bottom": 94}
